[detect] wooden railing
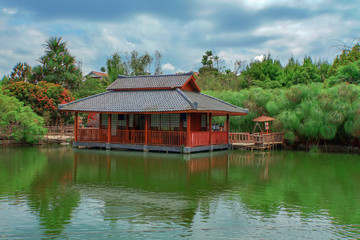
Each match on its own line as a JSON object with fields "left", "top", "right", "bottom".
{"left": 211, "top": 131, "right": 228, "bottom": 145}
{"left": 111, "top": 130, "right": 145, "bottom": 144}
{"left": 230, "top": 132, "right": 284, "bottom": 145}
{"left": 46, "top": 125, "right": 74, "bottom": 136}
{"left": 229, "top": 132, "right": 251, "bottom": 143}
{"left": 77, "top": 128, "right": 231, "bottom": 147}
{"left": 191, "top": 131, "right": 209, "bottom": 146}
{"left": 148, "top": 131, "right": 186, "bottom": 146}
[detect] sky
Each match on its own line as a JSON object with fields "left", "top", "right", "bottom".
{"left": 0, "top": 0, "right": 359, "bottom": 77}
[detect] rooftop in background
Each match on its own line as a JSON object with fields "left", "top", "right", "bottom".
{"left": 107, "top": 72, "right": 200, "bottom": 91}
{"left": 85, "top": 71, "right": 108, "bottom": 79}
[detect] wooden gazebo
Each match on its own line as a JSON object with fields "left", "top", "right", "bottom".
{"left": 59, "top": 72, "right": 248, "bottom": 153}
{"left": 252, "top": 115, "right": 275, "bottom": 134}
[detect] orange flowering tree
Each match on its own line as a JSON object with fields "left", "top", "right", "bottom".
{"left": 3, "top": 81, "right": 74, "bottom": 125}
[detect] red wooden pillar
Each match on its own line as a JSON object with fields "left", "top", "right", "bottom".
{"left": 209, "top": 113, "right": 212, "bottom": 145}
{"left": 99, "top": 114, "right": 102, "bottom": 142}
{"left": 186, "top": 113, "right": 191, "bottom": 147}
{"left": 107, "top": 114, "right": 111, "bottom": 143}
{"left": 145, "top": 114, "right": 149, "bottom": 145}
{"left": 226, "top": 114, "right": 230, "bottom": 144}
{"left": 74, "top": 112, "right": 78, "bottom": 142}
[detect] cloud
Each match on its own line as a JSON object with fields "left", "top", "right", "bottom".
{"left": 2, "top": 8, "right": 17, "bottom": 14}
{"left": 254, "top": 55, "right": 265, "bottom": 62}
{"left": 162, "top": 63, "right": 175, "bottom": 72}
{"left": 0, "top": 0, "right": 359, "bottom": 77}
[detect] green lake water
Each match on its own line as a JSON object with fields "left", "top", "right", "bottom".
{"left": 0, "top": 146, "right": 359, "bottom": 239}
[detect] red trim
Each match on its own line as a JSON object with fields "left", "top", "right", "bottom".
{"left": 180, "top": 76, "right": 201, "bottom": 92}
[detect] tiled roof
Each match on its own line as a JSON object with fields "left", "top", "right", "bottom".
{"left": 106, "top": 72, "right": 193, "bottom": 90}
{"left": 182, "top": 91, "right": 248, "bottom": 114}
{"left": 59, "top": 89, "right": 248, "bottom": 115}
{"left": 86, "top": 71, "right": 108, "bottom": 78}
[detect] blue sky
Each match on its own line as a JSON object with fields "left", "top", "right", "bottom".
{"left": 0, "top": 0, "right": 359, "bottom": 77}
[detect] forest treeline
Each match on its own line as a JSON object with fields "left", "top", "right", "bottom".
{"left": 1, "top": 36, "right": 360, "bottom": 146}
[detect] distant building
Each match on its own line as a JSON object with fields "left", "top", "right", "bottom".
{"left": 85, "top": 71, "right": 108, "bottom": 80}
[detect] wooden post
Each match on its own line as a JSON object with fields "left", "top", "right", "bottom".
{"left": 209, "top": 113, "right": 212, "bottom": 145}
{"left": 107, "top": 113, "right": 111, "bottom": 144}
{"left": 74, "top": 112, "right": 78, "bottom": 142}
{"left": 99, "top": 114, "right": 102, "bottom": 142}
{"left": 226, "top": 114, "right": 230, "bottom": 144}
{"left": 145, "top": 114, "right": 148, "bottom": 145}
{"left": 186, "top": 113, "right": 191, "bottom": 147}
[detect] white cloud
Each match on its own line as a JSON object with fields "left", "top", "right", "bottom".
{"left": 2, "top": 8, "right": 17, "bottom": 15}
{"left": 162, "top": 63, "right": 175, "bottom": 71}
{"left": 254, "top": 55, "right": 265, "bottom": 62}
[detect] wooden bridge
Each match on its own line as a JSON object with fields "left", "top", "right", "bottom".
{"left": 229, "top": 132, "right": 284, "bottom": 151}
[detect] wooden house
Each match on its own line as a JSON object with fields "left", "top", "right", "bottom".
{"left": 85, "top": 71, "right": 108, "bottom": 80}
{"left": 59, "top": 72, "right": 248, "bottom": 153}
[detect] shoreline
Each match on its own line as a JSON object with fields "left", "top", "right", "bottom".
{"left": 2, "top": 136, "right": 360, "bottom": 154}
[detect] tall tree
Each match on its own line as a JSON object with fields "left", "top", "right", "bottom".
{"left": 9, "top": 62, "right": 32, "bottom": 82}
{"left": 154, "top": 50, "right": 162, "bottom": 75}
{"left": 106, "top": 52, "right": 127, "bottom": 83}
{"left": 30, "top": 37, "right": 82, "bottom": 90}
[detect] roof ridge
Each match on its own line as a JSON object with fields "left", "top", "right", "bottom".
{"left": 118, "top": 72, "right": 193, "bottom": 79}
{"left": 198, "top": 92, "right": 249, "bottom": 113}
{"left": 58, "top": 91, "right": 111, "bottom": 109}
{"left": 176, "top": 88, "right": 197, "bottom": 109}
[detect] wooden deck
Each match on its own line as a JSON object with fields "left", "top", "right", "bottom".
{"left": 230, "top": 132, "right": 284, "bottom": 151}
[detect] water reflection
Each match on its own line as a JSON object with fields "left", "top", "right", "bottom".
{"left": 0, "top": 147, "right": 359, "bottom": 239}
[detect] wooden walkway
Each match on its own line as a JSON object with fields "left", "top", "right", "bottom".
{"left": 230, "top": 132, "right": 284, "bottom": 151}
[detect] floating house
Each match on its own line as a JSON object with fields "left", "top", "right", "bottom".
{"left": 59, "top": 72, "right": 248, "bottom": 153}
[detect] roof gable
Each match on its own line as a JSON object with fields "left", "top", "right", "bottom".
{"left": 106, "top": 72, "right": 200, "bottom": 92}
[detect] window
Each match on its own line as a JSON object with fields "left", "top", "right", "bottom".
{"left": 101, "top": 114, "right": 108, "bottom": 127}
{"left": 201, "top": 114, "right": 207, "bottom": 128}
{"left": 151, "top": 114, "right": 180, "bottom": 130}
{"left": 117, "top": 114, "right": 126, "bottom": 127}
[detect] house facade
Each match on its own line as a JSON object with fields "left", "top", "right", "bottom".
{"left": 59, "top": 72, "right": 248, "bottom": 153}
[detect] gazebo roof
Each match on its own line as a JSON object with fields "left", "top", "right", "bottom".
{"left": 252, "top": 115, "right": 275, "bottom": 122}
{"left": 107, "top": 72, "right": 199, "bottom": 91}
{"left": 58, "top": 88, "right": 248, "bottom": 115}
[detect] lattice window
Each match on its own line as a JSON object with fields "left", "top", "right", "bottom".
{"left": 129, "top": 114, "right": 134, "bottom": 128}
{"left": 101, "top": 114, "right": 108, "bottom": 127}
{"left": 160, "top": 114, "right": 170, "bottom": 128}
{"left": 151, "top": 114, "right": 160, "bottom": 127}
{"left": 201, "top": 114, "right": 207, "bottom": 128}
{"left": 117, "top": 114, "right": 126, "bottom": 127}
{"left": 111, "top": 114, "right": 117, "bottom": 136}
{"left": 182, "top": 114, "right": 187, "bottom": 128}
{"left": 170, "top": 114, "right": 180, "bottom": 127}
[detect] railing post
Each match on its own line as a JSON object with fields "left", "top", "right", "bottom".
{"left": 74, "top": 112, "right": 78, "bottom": 142}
